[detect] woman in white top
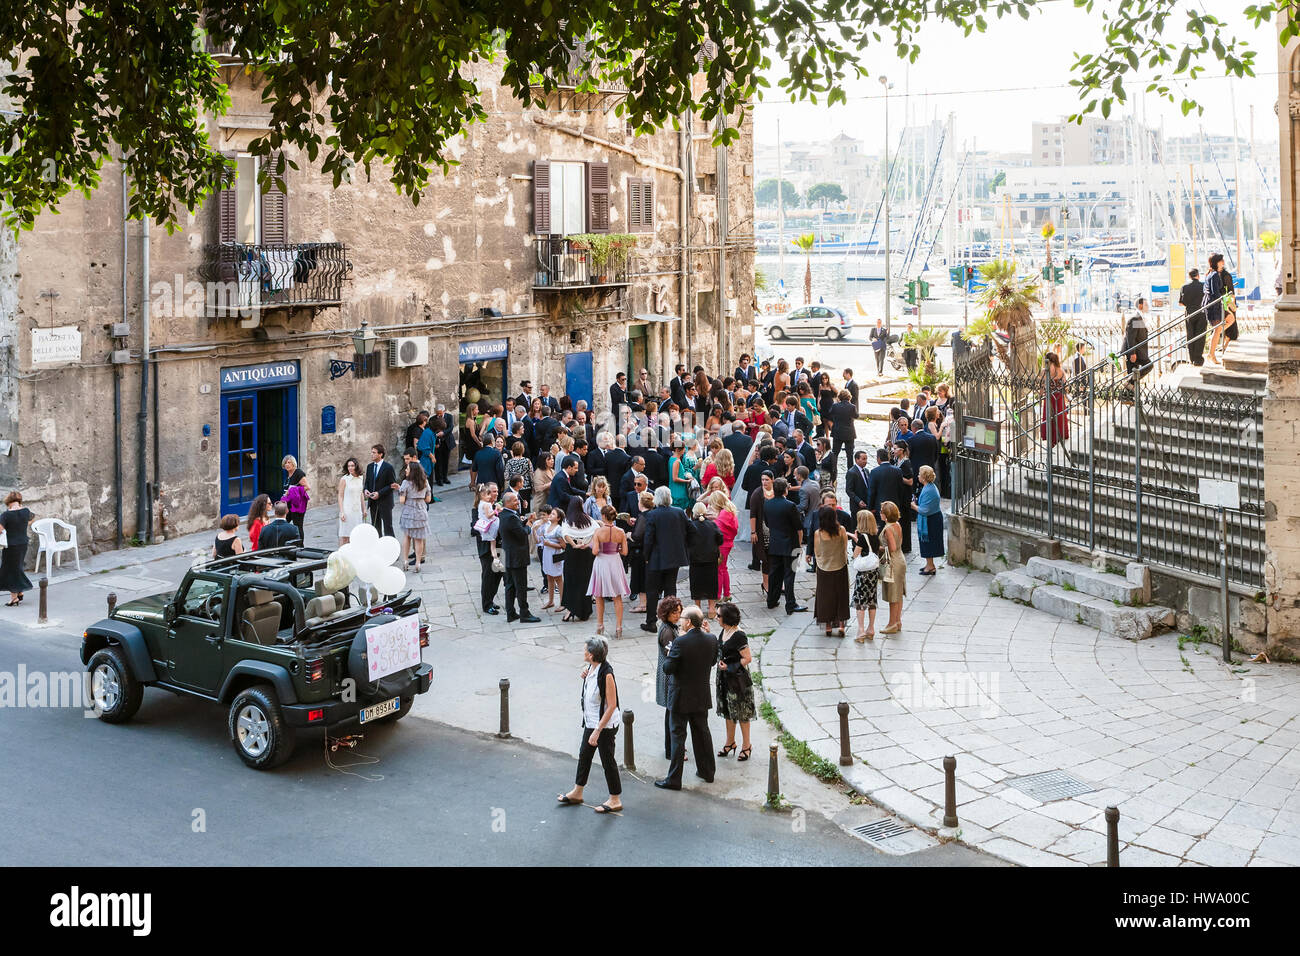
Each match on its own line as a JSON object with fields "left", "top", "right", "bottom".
{"left": 557, "top": 637, "right": 623, "bottom": 814}
{"left": 337, "top": 457, "right": 366, "bottom": 544}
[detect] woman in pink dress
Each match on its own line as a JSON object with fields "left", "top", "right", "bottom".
{"left": 708, "top": 490, "right": 740, "bottom": 602}
{"left": 587, "top": 505, "right": 630, "bottom": 638}
{"left": 1041, "top": 352, "right": 1069, "bottom": 446}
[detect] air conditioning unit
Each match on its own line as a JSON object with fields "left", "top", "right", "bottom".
{"left": 387, "top": 336, "right": 429, "bottom": 368}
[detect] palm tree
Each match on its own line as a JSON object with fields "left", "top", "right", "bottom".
{"left": 970, "top": 258, "right": 1043, "bottom": 378}
{"left": 912, "top": 328, "right": 948, "bottom": 379}
{"left": 792, "top": 232, "right": 815, "bottom": 304}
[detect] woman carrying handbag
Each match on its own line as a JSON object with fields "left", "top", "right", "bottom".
{"left": 852, "top": 509, "right": 882, "bottom": 642}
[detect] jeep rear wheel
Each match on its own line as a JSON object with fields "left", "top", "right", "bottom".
{"left": 88, "top": 647, "right": 143, "bottom": 724}
{"left": 229, "top": 686, "right": 296, "bottom": 770}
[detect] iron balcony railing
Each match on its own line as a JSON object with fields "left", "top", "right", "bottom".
{"left": 533, "top": 237, "right": 630, "bottom": 290}
{"left": 200, "top": 242, "right": 351, "bottom": 317}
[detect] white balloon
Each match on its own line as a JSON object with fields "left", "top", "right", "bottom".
{"left": 349, "top": 523, "right": 379, "bottom": 547}
{"left": 375, "top": 536, "right": 401, "bottom": 565}
{"left": 322, "top": 551, "right": 357, "bottom": 593}
{"left": 374, "top": 565, "right": 407, "bottom": 595}
{"left": 351, "top": 554, "right": 382, "bottom": 583}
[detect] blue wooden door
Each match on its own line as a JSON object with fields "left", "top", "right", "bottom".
{"left": 222, "top": 392, "right": 259, "bottom": 516}
{"left": 565, "top": 351, "right": 593, "bottom": 409}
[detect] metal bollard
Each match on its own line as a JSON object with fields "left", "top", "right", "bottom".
{"left": 942, "top": 755, "right": 959, "bottom": 829}
{"left": 1106, "top": 805, "right": 1120, "bottom": 867}
{"left": 107, "top": 592, "right": 118, "bottom": 616}
{"left": 622, "top": 709, "right": 635, "bottom": 771}
{"left": 496, "top": 678, "right": 511, "bottom": 738}
{"left": 837, "top": 701, "right": 853, "bottom": 766}
{"left": 766, "top": 743, "right": 780, "bottom": 804}
{"left": 38, "top": 577, "right": 48, "bottom": 624}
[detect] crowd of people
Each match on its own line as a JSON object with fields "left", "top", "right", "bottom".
{"left": 462, "top": 358, "right": 955, "bottom": 649}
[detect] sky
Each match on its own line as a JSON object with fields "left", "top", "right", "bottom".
{"left": 753, "top": 4, "right": 1282, "bottom": 154}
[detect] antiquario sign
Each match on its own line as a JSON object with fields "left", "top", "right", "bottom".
{"left": 220, "top": 360, "right": 301, "bottom": 391}
{"left": 458, "top": 338, "right": 508, "bottom": 363}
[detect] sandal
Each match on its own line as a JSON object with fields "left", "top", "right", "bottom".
{"left": 5, "top": 599, "right": 17, "bottom": 607}
{"left": 556, "top": 794, "right": 583, "bottom": 806}
{"left": 717, "top": 742, "right": 737, "bottom": 758}
{"left": 737, "top": 747, "right": 752, "bottom": 761}
{"left": 593, "top": 803, "right": 622, "bottom": 814}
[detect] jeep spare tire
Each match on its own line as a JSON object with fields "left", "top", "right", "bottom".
{"left": 348, "top": 614, "right": 419, "bottom": 698}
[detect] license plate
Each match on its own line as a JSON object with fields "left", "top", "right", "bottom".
{"left": 359, "top": 697, "right": 399, "bottom": 724}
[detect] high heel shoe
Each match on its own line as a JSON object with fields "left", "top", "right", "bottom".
{"left": 717, "top": 742, "right": 737, "bottom": 758}
{"left": 596, "top": 624, "right": 605, "bottom": 636}
{"left": 737, "top": 747, "right": 752, "bottom": 761}
{"left": 614, "top": 627, "right": 622, "bottom": 640}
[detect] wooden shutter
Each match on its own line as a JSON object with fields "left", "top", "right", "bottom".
{"left": 640, "top": 179, "right": 653, "bottom": 232}
{"left": 628, "top": 183, "right": 642, "bottom": 232}
{"left": 260, "top": 151, "right": 288, "bottom": 245}
{"left": 218, "top": 153, "right": 237, "bottom": 243}
{"left": 532, "top": 160, "right": 551, "bottom": 234}
{"left": 587, "top": 160, "right": 609, "bottom": 233}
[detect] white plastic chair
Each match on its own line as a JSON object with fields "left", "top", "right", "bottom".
{"left": 32, "top": 517, "right": 81, "bottom": 577}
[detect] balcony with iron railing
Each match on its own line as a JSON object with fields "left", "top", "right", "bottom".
{"left": 532, "top": 237, "right": 630, "bottom": 292}
{"left": 199, "top": 242, "right": 351, "bottom": 317}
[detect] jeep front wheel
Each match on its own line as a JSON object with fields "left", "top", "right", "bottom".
{"left": 228, "top": 686, "right": 296, "bottom": 770}
{"left": 88, "top": 647, "right": 143, "bottom": 723}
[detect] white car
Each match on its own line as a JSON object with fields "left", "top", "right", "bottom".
{"left": 765, "top": 305, "right": 851, "bottom": 341}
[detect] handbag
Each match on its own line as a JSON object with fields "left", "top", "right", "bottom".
{"left": 491, "top": 555, "right": 504, "bottom": 574}
{"left": 852, "top": 550, "right": 879, "bottom": 574}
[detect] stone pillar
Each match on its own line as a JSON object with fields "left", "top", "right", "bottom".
{"left": 1264, "top": 16, "right": 1300, "bottom": 659}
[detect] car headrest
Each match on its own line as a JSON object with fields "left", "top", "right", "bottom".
{"left": 247, "top": 588, "right": 277, "bottom": 607}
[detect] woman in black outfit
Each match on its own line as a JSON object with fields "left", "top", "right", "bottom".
{"left": 212, "top": 514, "right": 245, "bottom": 559}
{"left": 0, "top": 491, "right": 34, "bottom": 606}
{"left": 817, "top": 372, "right": 836, "bottom": 439}
{"left": 715, "top": 602, "right": 756, "bottom": 761}
{"left": 560, "top": 496, "right": 595, "bottom": 622}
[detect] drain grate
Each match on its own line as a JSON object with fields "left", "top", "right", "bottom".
{"left": 849, "top": 818, "right": 937, "bottom": 855}
{"left": 1005, "top": 770, "right": 1095, "bottom": 802}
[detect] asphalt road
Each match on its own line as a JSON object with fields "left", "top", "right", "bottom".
{"left": 0, "top": 627, "right": 996, "bottom": 866}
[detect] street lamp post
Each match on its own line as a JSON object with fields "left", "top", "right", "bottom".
{"left": 880, "top": 75, "right": 894, "bottom": 335}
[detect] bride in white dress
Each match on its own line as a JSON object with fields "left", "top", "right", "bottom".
{"left": 338, "top": 458, "right": 367, "bottom": 543}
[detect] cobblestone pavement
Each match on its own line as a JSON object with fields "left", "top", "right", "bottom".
{"left": 766, "top": 565, "right": 1300, "bottom": 867}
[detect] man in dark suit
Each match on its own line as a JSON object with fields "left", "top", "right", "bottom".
{"left": 741, "top": 445, "right": 777, "bottom": 496}
{"left": 363, "top": 444, "right": 398, "bottom": 537}
{"left": 471, "top": 436, "right": 505, "bottom": 491}
{"left": 656, "top": 608, "right": 718, "bottom": 790}
{"left": 870, "top": 319, "right": 888, "bottom": 375}
{"left": 792, "top": 430, "right": 818, "bottom": 473}
{"left": 537, "top": 383, "right": 560, "bottom": 414}
{"left": 867, "top": 447, "right": 907, "bottom": 530}
{"left": 475, "top": 492, "right": 501, "bottom": 616}
{"left": 623, "top": 472, "right": 649, "bottom": 515}
{"left": 514, "top": 380, "right": 535, "bottom": 411}
{"left": 777, "top": 397, "right": 812, "bottom": 437}
{"left": 1180, "top": 268, "right": 1206, "bottom": 366}
{"left": 641, "top": 446, "right": 670, "bottom": 490}
{"left": 430, "top": 404, "right": 456, "bottom": 486}
{"left": 764, "top": 478, "right": 808, "bottom": 614}
{"left": 846, "top": 449, "right": 872, "bottom": 517}
{"left": 907, "top": 419, "right": 939, "bottom": 481}
{"left": 497, "top": 493, "right": 541, "bottom": 623}
{"left": 618, "top": 455, "right": 645, "bottom": 500}
{"left": 734, "top": 354, "right": 754, "bottom": 383}
{"left": 603, "top": 438, "right": 631, "bottom": 499}
{"left": 639, "top": 487, "right": 695, "bottom": 630}
{"left": 609, "top": 371, "right": 628, "bottom": 429}
{"left": 669, "top": 364, "right": 689, "bottom": 409}
{"left": 257, "top": 502, "right": 303, "bottom": 550}
{"left": 721, "top": 420, "right": 753, "bottom": 473}
{"left": 842, "top": 368, "right": 860, "bottom": 411}
{"left": 548, "top": 456, "right": 582, "bottom": 509}
{"left": 829, "top": 390, "right": 859, "bottom": 477}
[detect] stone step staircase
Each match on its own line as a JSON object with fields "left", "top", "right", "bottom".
{"left": 990, "top": 556, "right": 1175, "bottom": 641}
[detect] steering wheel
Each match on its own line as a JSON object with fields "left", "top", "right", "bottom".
{"left": 199, "top": 593, "right": 221, "bottom": 622}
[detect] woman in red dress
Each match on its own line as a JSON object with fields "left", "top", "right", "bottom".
{"left": 1041, "top": 352, "right": 1069, "bottom": 446}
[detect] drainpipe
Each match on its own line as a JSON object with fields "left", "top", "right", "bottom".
{"left": 680, "top": 111, "right": 692, "bottom": 367}
{"left": 716, "top": 107, "right": 729, "bottom": 370}
{"left": 136, "top": 216, "right": 150, "bottom": 543}
{"left": 116, "top": 169, "right": 127, "bottom": 549}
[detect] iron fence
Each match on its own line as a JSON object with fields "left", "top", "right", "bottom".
{"left": 953, "top": 305, "right": 1266, "bottom": 590}
{"left": 201, "top": 242, "right": 350, "bottom": 316}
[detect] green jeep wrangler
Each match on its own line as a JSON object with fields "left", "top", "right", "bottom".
{"left": 80, "top": 546, "right": 433, "bottom": 769}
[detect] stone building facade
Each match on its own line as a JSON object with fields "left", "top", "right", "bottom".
{"left": 1, "top": 59, "right": 755, "bottom": 550}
